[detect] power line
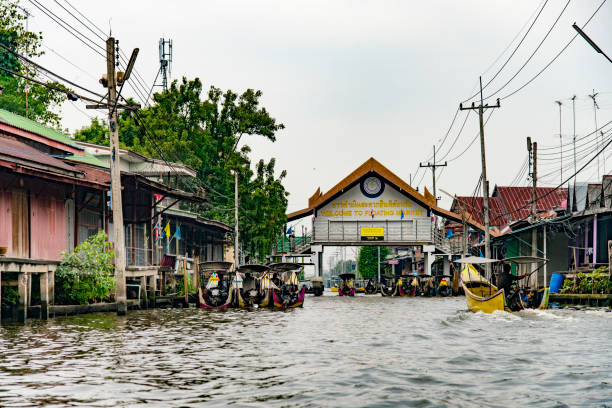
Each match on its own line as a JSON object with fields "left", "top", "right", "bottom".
{"left": 0, "top": 42, "right": 106, "bottom": 99}
{"left": 52, "top": 0, "right": 106, "bottom": 42}
{"left": 491, "top": 128, "right": 612, "bottom": 224}
{"left": 498, "top": 0, "right": 607, "bottom": 101}
{"left": 483, "top": 0, "right": 571, "bottom": 101}
{"left": 27, "top": 0, "right": 106, "bottom": 60}
{"left": 461, "top": 0, "right": 550, "bottom": 104}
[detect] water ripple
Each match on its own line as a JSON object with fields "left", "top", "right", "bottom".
{"left": 1, "top": 296, "right": 611, "bottom": 407}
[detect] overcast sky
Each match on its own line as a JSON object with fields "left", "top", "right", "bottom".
{"left": 29, "top": 0, "right": 612, "bottom": 224}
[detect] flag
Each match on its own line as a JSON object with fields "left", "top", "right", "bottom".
{"left": 370, "top": 209, "right": 375, "bottom": 219}
{"left": 164, "top": 222, "right": 170, "bottom": 238}
{"left": 479, "top": 249, "right": 484, "bottom": 257}
{"left": 400, "top": 209, "right": 405, "bottom": 219}
{"left": 286, "top": 225, "right": 293, "bottom": 235}
{"left": 446, "top": 229, "right": 454, "bottom": 239}
{"left": 173, "top": 225, "right": 181, "bottom": 240}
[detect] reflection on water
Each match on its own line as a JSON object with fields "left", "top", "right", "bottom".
{"left": 1, "top": 296, "right": 611, "bottom": 407}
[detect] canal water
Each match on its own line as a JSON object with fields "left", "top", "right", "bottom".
{"left": 1, "top": 296, "right": 610, "bottom": 407}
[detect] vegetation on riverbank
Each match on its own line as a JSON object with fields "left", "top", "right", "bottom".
{"left": 54, "top": 232, "right": 115, "bottom": 305}
{"left": 560, "top": 267, "right": 611, "bottom": 295}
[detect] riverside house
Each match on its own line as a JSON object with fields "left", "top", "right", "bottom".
{"left": 0, "top": 109, "right": 230, "bottom": 322}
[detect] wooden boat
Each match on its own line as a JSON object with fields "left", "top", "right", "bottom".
{"left": 269, "top": 263, "right": 306, "bottom": 308}
{"left": 364, "top": 280, "right": 378, "bottom": 295}
{"left": 380, "top": 278, "right": 396, "bottom": 296}
{"left": 397, "top": 276, "right": 420, "bottom": 296}
{"left": 457, "top": 256, "right": 549, "bottom": 313}
{"left": 310, "top": 276, "right": 324, "bottom": 296}
{"left": 236, "top": 264, "right": 270, "bottom": 308}
{"left": 437, "top": 276, "right": 452, "bottom": 297}
{"left": 338, "top": 273, "right": 356, "bottom": 296}
{"left": 197, "top": 261, "right": 234, "bottom": 309}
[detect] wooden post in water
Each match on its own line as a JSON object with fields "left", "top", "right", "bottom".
{"left": 183, "top": 258, "right": 188, "bottom": 306}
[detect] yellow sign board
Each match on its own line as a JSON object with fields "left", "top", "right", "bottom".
{"left": 361, "top": 227, "right": 384, "bottom": 241}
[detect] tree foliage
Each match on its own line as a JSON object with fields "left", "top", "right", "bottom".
{"left": 358, "top": 246, "right": 390, "bottom": 279}
{"left": 0, "top": 0, "right": 67, "bottom": 127}
{"left": 75, "top": 78, "right": 288, "bottom": 261}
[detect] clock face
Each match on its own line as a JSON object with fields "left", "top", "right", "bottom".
{"left": 361, "top": 176, "right": 384, "bottom": 198}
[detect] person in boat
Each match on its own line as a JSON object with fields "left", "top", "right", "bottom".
{"left": 497, "top": 263, "right": 530, "bottom": 305}
{"left": 365, "top": 279, "right": 375, "bottom": 292}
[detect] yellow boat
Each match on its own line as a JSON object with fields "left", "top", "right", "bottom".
{"left": 458, "top": 256, "right": 550, "bottom": 314}
{"left": 330, "top": 286, "right": 338, "bottom": 293}
{"left": 460, "top": 263, "right": 508, "bottom": 313}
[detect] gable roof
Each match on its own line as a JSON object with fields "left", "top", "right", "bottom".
{"left": 287, "top": 157, "right": 490, "bottom": 233}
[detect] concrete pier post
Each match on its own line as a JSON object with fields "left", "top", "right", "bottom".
{"left": 140, "top": 276, "right": 148, "bottom": 308}
{"left": 17, "top": 272, "right": 27, "bottom": 323}
{"left": 40, "top": 271, "right": 49, "bottom": 320}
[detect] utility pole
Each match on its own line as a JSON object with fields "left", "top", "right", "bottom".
{"left": 234, "top": 170, "right": 239, "bottom": 269}
{"left": 589, "top": 90, "right": 600, "bottom": 179}
{"left": 106, "top": 38, "right": 127, "bottom": 315}
{"left": 459, "top": 76, "right": 500, "bottom": 276}
{"left": 571, "top": 95, "right": 577, "bottom": 187}
{"left": 527, "top": 137, "right": 538, "bottom": 222}
{"left": 420, "top": 145, "right": 447, "bottom": 205}
{"left": 555, "top": 101, "right": 563, "bottom": 184}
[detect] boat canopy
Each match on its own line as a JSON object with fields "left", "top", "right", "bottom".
{"left": 237, "top": 264, "right": 270, "bottom": 274}
{"left": 454, "top": 256, "right": 499, "bottom": 264}
{"left": 501, "top": 256, "right": 548, "bottom": 264}
{"left": 199, "top": 261, "right": 233, "bottom": 271}
{"left": 268, "top": 262, "right": 301, "bottom": 272}
{"left": 339, "top": 273, "right": 356, "bottom": 280}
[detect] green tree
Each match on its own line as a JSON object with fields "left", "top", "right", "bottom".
{"left": 74, "top": 77, "right": 288, "bottom": 261}
{"left": 358, "top": 246, "right": 390, "bottom": 279}
{"left": 0, "top": 0, "right": 67, "bottom": 127}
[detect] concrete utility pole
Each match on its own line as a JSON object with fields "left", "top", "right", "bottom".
{"left": 106, "top": 38, "right": 127, "bottom": 315}
{"left": 555, "top": 101, "right": 563, "bottom": 184}
{"left": 234, "top": 170, "right": 239, "bottom": 269}
{"left": 571, "top": 95, "right": 577, "bottom": 187}
{"left": 459, "top": 76, "right": 500, "bottom": 276}
{"left": 527, "top": 138, "right": 538, "bottom": 221}
{"left": 419, "top": 145, "right": 447, "bottom": 205}
{"left": 589, "top": 90, "right": 600, "bottom": 179}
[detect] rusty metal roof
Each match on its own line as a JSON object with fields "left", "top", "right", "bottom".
{"left": 453, "top": 196, "right": 506, "bottom": 226}
{"left": 494, "top": 186, "right": 568, "bottom": 223}
{"left": 0, "top": 136, "right": 79, "bottom": 174}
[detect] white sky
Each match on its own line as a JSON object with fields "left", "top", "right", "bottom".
{"left": 27, "top": 0, "right": 612, "bottom": 229}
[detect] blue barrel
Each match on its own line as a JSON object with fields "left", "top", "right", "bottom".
{"left": 549, "top": 273, "right": 564, "bottom": 293}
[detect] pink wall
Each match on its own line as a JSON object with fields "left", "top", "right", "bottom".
{"left": 30, "top": 185, "right": 66, "bottom": 261}
{"left": 0, "top": 189, "right": 11, "bottom": 253}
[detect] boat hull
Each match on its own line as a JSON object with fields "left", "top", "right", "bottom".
{"left": 272, "top": 286, "right": 306, "bottom": 308}
{"left": 198, "top": 287, "right": 233, "bottom": 309}
{"left": 338, "top": 287, "right": 355, "bottom": 296}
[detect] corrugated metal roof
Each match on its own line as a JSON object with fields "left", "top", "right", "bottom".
{"left": 0, "top": 109, "right": 78, "bottom": 148}
{"left": 495, "top": 186, "right": 568, "bottom": 222}
{"left": 454, "top": 196, "right": 506, "bottom": 226}
{"left": 0, "top": 136, "right": 79, "bottom": 173}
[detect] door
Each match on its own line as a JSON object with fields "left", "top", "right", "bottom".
{"left": 11, "top": 188, "right": 29, "bottom": 258}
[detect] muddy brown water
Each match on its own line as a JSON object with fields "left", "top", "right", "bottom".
{"left": 1, "top": 295, "right": 610, "bottom": 407}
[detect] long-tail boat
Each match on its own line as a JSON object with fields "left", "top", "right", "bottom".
{"left": 236, "top": 264, "right": 270, "bottom": 308}
{"left": 380, "top": 277, "right": 396, "bottom": 296}
{"left": 269, "top": 263, "right": 306, "bottom": 308}
{"left": 364, "top": 279, "right": 378, "bottom": 295}
{"left": 458, "top": 256, "right": 549, "bottom": 313}
{"left": 197, "top": 261, "right": 234, "bottom": 309}
{"left": 338, "top": 273, "right": 356, "bottom": 296}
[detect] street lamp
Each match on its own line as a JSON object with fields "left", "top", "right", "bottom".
{"left": 572, "top": 23, "right": 612, "bottom": 64}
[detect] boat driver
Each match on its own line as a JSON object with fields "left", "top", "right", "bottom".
{"left": 497, "top": 263, "right": 530, "bottom": 299}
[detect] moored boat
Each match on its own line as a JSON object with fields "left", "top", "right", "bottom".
{"left": 364, "top": 279, "right": 378, "bottom": 295}
{"left": 338, "top": 273, "right": 356, "bottom": 296}
{"left": 380, "top": 277, "right": 396, "bottom": 296}
{"left": 269, "top": 263, "right": 306, "bottom": 308}
{"left": 236, "top": 264, "right": 270, "bottom": 308}
{"left": 197, "top": 261, "right": 234, "bottom": 309}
